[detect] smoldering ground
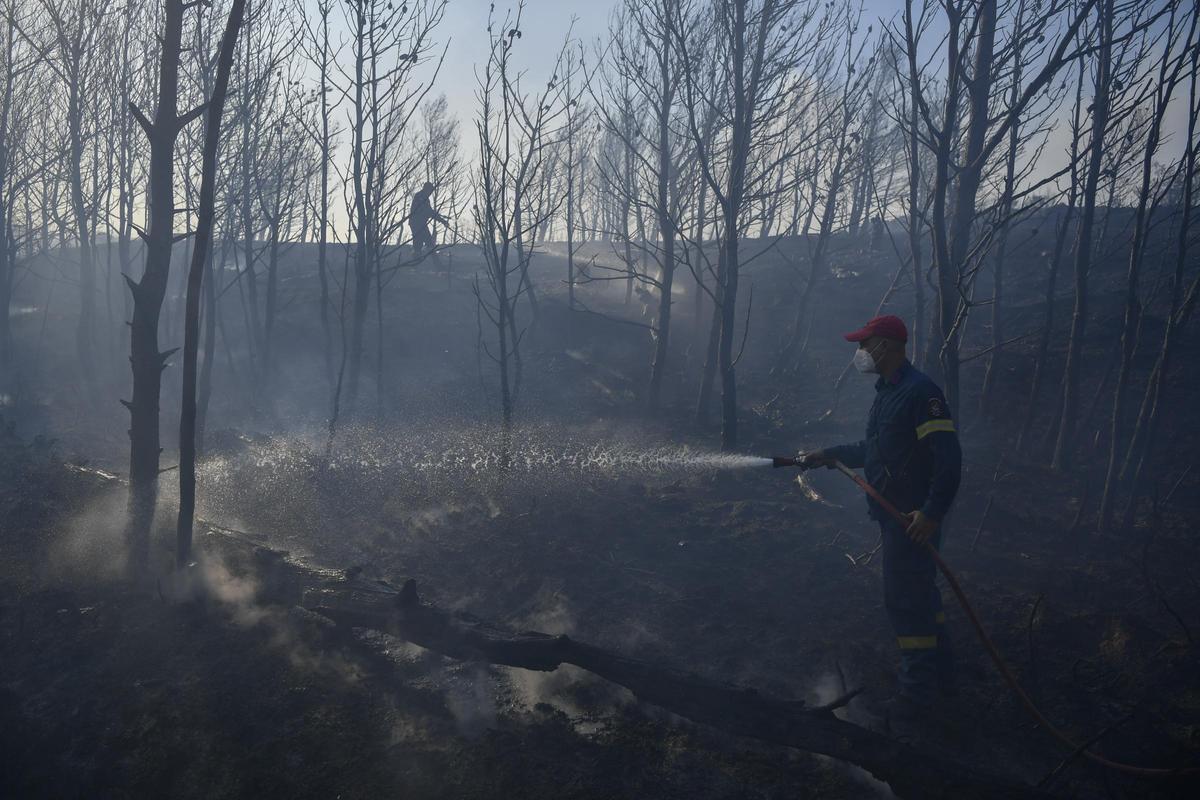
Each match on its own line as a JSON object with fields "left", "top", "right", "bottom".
{"left": 3, "top": 0, "right": 1198, "bottom": 793}
{"left": 179, "top": 421, "right": 766, "bottom": 737}
{"left": 808, "top": 671, "right": 895, "bottom": 797}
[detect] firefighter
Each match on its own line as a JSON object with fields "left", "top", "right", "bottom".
{"left": 802, "top": 314, "right": 961, "bottom": 729}
{"left": 409, "top": 181, "right": 449, "bottom": 257}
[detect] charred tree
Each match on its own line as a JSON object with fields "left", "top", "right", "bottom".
{"left": 897, "top": 0, "right": 1095, "bottom": 413}
{"left": 587, "top": 0, "right": 686, "bottom": 411}
{"left": 1052, "top": 0, "right": 1113, "bottom": 471}
{"left": 779, "top": 18, "right": 872, "bottom": 369}
{"left": 1120, "top": 39, "right": 1200, "bottom": 525}
{"left": 38, "top": 0, "right": 107, "bottom": 385}
{"left": 0, "top": 1, "right": 31, "bottom": 381}
{"left": 298, "top": 0, "right": 337, "bottom": 387}
{"left": 176, "top": 0, "right": 246, "bottom": 568}
{"left": 1016, "top": 61, "right": 1087, "bottom": 454}
{"left": 644, "top": 1, "right": 680, "bottom": 412}
{"left": 338, "top": 0, "right": 447, "bottom": 416}
{"left": 932, "top": 0, "right": 996, "bottom": 408}
{"left": 677, "top": 0, "right": 830, "bottom": 450}
{"left": 472, "top": 7, "right": 571, "bottom": 429}
{"left": 900, "top": 3, "right": 926, "bottom": 367}
{"left": 978, "top": 1, "right": 1028, "bottom": 418}
{"left": 125, "top": 0, "right": 207, "bottom": 574}
{"left": 1098, "top": 5, "right": 1195, "bottom": 530}
{"left": 188, "top": 524, "right": 1074, "bottom": 800}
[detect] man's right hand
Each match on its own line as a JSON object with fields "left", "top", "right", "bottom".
{"left": 799, "top": 450, "right": 835, "bottom": 469}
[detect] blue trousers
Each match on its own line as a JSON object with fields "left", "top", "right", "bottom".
{"left": 411, "top": 221, "right": 435, "bottom": 256}
{"left": 880, "top": 518, "right": 954, "bottom": 700}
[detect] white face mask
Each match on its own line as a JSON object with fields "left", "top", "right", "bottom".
{"left": 853, "top": 342, "right": 883, "bottom": 374}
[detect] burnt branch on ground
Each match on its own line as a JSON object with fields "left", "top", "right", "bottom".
{"left": 201, "top": 524, "right": 1063, "bottom": 800}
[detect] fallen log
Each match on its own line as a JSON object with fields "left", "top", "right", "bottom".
{"left": 199, "top": 523, "right": 1061, "bottom": 800}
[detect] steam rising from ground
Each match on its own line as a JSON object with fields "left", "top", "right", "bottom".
{"left": 810, "top": 671, "right": 894, "bottom": 797}
{"left": 167, "top": 425, "right": 774, "bottom": 740}
{"left": 51, "top": 486, "right": 131, "bottom": 582}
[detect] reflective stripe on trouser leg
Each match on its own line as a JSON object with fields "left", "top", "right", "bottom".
{"left": 881, "top": 518, "right": 941, "bottom": 700}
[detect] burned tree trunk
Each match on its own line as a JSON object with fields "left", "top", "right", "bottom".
{"left": 1098, "top": 8, "right": 1194, "bottom": 530}
{"left": 176, "top": 0, "right": 246, "bottom": 568}
{"left": 125, "top": 0, "right": 205, "bottom": 574}
{"left": 621, "top": 103, "right": 637, "bottom": 306}
{"left": 67, "top": 77, "right": 97, "bottom": 386}
{"left": 589, "top": 2, "right": 690, "bottom": 411}
{"left": 473, "top": 9, "right": 569, "bottom": 431}
{"left": 343, "top": 4, "right": 370, "bottom": 415}
{"left": 1016, "top": 206, "right": 1074, "bottom": 453}
{"left": 779, "top": 23, "right": 874, "bottom": 370}
{"left": 0, "top": 14, "right": 15, "bottom": 383}
{"left": 565, "top": 52, "right": 578, "bottom": 312}
{"left": 714, "top": 0, "right": 753, "bottom": 452}
{"left": 315, "top": 0, "right": 334, "bottom": 387}
{"left": 1119, "top": 46, "right": 1200, "bottom": 525}
{"left": 902, "top": 3, "right": 925, "bottom": 368}
{"left": 695, "top": 242, "right": 724, "bottom": 426}
{"left": 780, "top": 145, "right": 847, "bottom": 367}
{"left": 239, "top": 4, "right": 263, "bottom": 375}
{"left": 1016, "top": 60, "right": 1086, "bottom": 454}
{"left": 187, "top": 522, "right": 1067, "bottom": 800}
{"left": 39, "top": 0, "right": 107, "bottom": 385}
{"left": 692, "top": 169, "right": 709, "bottom": 333}
{"left": 676, "top": 0, "right": 798, "bottom": 449}
{"left": 310, "top": 580, "right": 1058, "bottom": 800}
{"left": 1051, "top": 0, "right": 1112, "bottom": 472}
{"left": 195, "top": 238, "right": 220, "bottom": 454}
{"left": 936, "top": 0, "right": 996, "bottom": 409}
{"left": 647, "top": 15, "right": 678, "bottom": 413}
{"left": 978, "top": 5, "right": 1026, "bottom": 419}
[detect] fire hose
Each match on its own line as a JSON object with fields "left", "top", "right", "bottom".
{"left": 771, "top": 455, "right": 1198, "bottom": 779}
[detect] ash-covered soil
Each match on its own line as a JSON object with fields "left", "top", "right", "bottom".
{"left": 3, "top": 229, "right": 1199, "bottom": 798}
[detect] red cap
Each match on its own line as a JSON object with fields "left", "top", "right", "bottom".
{"left": 844, "top": 314, "right": 908, "bottom": 343}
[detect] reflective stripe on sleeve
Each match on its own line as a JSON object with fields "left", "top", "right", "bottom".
{"left": 916, "top": 419, "right": 956, "bottom": 439}
{"left": 896, "top": 635, "right": 938, "bottom": 650}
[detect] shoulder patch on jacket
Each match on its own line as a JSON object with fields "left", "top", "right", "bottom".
{"left": 927, "top": 396, "right": 945, "bottom": 418}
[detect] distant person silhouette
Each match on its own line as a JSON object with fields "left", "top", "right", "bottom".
{"left": 409, "top": 181, "right": 449, "bottom": 257}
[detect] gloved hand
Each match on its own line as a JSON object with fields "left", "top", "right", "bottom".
{"left": 904, "top": 510, "right": 939, "bottom": 544}
{"left": 799, "top": 450, "right": 835, "bottom": 469}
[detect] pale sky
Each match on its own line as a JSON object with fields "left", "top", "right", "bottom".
{"left": 392, "top": 0, "right": 889, "bottom": 126}
{"left": 303, "top": 0, "right": 1191, "bottom": 199}
{"left": 434, "top": 1, "right": 617, "bottom": 116}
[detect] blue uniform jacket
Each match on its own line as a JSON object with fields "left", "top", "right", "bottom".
{"left": 827, "top": 361, "right": 962, "bottom": 522}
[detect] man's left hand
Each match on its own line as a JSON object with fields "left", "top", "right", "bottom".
{"left": 904, "top": 510, "right": 939, "bottom": 545}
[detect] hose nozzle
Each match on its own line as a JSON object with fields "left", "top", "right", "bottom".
{"left": 772, "top": 456, "right": 802, "bottom": 468}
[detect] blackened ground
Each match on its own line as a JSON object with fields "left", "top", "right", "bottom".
{"left": 2, "top": 221, "right": 1199, "bottom": 798}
